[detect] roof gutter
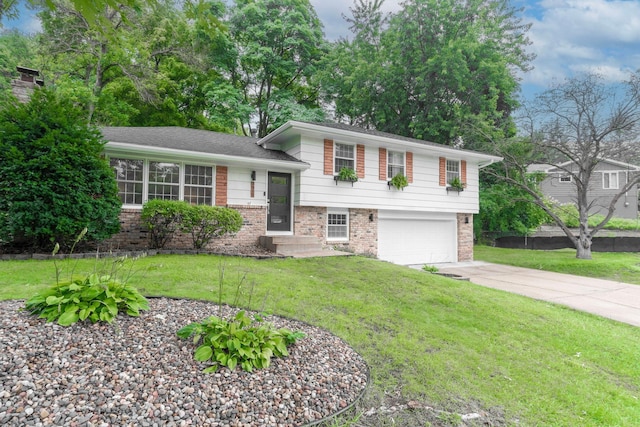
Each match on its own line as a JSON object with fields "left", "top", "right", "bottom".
{"left": 105, "top": 142, "right": 311, "bottom": 170}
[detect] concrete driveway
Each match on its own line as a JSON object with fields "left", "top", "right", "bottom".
{"left": 435, "top": 262, "right": 640, "bottom": 327}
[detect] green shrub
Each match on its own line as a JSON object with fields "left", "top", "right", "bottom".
{"left": 180, "top": 205, "right": 243, "bottom": 249}
{"left": 177, "top": 311, "right": 305, "bottom": 373}
{"left": 0, "top": 89, "right": 121, "bottom": 251}
{"left": 140, "top": 200, "right": 191, "bottom": 248}
{"left": 389, "top": 173, "right": 408, "bottom": 190}
{"left": 24, "top": 273, "right": 149, "bottom": 326}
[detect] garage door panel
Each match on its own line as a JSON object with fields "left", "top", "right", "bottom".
{"left": 378, "top": 216, "right": 456, "bottom": 265}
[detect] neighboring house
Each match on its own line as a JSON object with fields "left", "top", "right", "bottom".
{"left": 101, "top": 122, "right": 501, "bottom": 264}
{"left": 531, "top": 159, "right": 640, "bottom": 219}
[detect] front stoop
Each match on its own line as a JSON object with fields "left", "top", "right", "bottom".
{"left": 259, "top": 235, "right": 324, "bottom": 255}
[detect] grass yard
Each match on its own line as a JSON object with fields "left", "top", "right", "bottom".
{"left": 475, "top": 245, "right": 640, "bottom": 285}
{"left": 2, "top": 254, "right": 640, "bottom": 426}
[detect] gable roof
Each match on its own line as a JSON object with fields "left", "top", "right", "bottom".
{"left": 101, "top": 126, "right": 309, "bottom": 169}
{"left": 530, "top": 158, "right": 640, "bottom": 174}
{"left": 259, "top": 121, "right": 502, "bottom": 167}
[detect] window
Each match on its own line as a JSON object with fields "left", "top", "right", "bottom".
{"left": 603, "top": 171, "right": 619, "bottom": 189}
{"left": 148, "top": 162, "right": 180, "bottom": 200}
{"left": 184, "top": 165, "right": 213, "bottom": 205}
{"left": 110, "top": 158, "right": 216, "bottom": 206}
{"left": 559, "top": 175, "right": 572, "bottom": 183}
{"left": 387, "top": 151, "right": 405, "bottom": 178}
{"left": 327, "top": 209, "right": 349, "bottom": 240}
{"left": 110, "top": 158, "right": 143, "bottom": 205}
{"left": 334, "top": 143, "right": 355, "bottom": 173}
{"left": 446, "top": 160, "right": 460, "bottom": 184}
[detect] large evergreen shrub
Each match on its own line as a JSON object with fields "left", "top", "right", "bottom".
{"left": 0, "top": 89, "right": 121, "bottom": 251}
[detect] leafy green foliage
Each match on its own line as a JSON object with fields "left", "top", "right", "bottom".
{"left": 141, "top": 201, "right": 243, "bottom": 249}
{"left": 180, "top": 205, "right": 243, "bottom": 249}
{"left": 337, "top": 167, "right": 358, "bottom": 182}
{"left": 545, "top": 203, "right": 640, "bottom": 231}
{"left": 321, "top": 0, "right": 532, "bottom": 147}
{"left": 225, "top": 0, "right": 327, "bottom": 137}
{"left": 177, "top": 310, "right": 305, "bottom": 373}
{"left": 0, "top": 88, "right": 121, "bottom": 251}
{"left": 422, "top": 265, "right": 439, "bottom": 273}
{"left": 140, "top": 200, "right": 191, "bottom": 249}
{"left": 389, "top": 174, "right": 408, "bottom": 190}
{"left": 23, "top": 273, "right": 149, "bottom": 326}
{"left": 476, "top": 181, "right": 548, "bottom": 238}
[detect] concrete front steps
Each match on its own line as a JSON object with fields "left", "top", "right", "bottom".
{"left": 259, "top": 236, "right": 352, "bottom": 258}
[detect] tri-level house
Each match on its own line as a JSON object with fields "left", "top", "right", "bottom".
{"left": 531, "top": 159, "right": 640, "bottom": 220}
{"left": 102, "top": 122, "right": 501, "bottom": 265}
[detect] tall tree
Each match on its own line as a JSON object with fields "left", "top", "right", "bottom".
{"left": 325, "top": 0, "right": 533, "bottom": 148}
{"left": 492, "top": 73, "right": 640, "bottom": 259}
{"left": 225, "top": 0, "right": 327, "bottom": 137}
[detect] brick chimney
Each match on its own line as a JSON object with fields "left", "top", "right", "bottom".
{"left": 11, "top": 66, "right": 44, "bottom": 103}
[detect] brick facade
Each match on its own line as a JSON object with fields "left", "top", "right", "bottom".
{"left": 457, "top": 213, "right": 474, "bottom": 262}
{"left": 294, "top": 206, "right": 378, "bottom": 256}
{"left": 101, "top": 205, "right": 267, "bottom": 251}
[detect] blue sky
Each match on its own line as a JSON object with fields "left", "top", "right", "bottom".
{"left": 4, "top": 0, "right": 640, "bottom": 100}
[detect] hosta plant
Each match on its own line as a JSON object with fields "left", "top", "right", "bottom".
{"left": 23, "top": 273, "right": 150, "bottom": 326}
{"left": 177, "top": 310, "right": 305, "bottom": 373}
{"left": 23, "top": 228, "right": 149, "bottom": 326}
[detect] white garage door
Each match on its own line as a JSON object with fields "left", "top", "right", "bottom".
{"left": 378, "top": 211, "right": 457, "bottom": 265}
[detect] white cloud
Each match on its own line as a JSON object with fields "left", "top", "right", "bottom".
{"left": 525, "top": 0, "right": 640, "bottom": 88}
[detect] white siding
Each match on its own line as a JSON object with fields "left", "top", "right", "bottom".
{"left": 287, "top": 136, "right": 480, "bottom": 214}
{"left": 226, "top": 167, "right": 268, "bottom": 206}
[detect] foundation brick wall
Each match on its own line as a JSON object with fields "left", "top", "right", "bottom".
{"left": 101, "top": 205, "right": 266, "bottom": 251}
{"left": 457, "top": 213, "right": 474, "bottom": 262}
{"left": 294, "top": 206, "right": 378, "bottom": 256}
{"left": 293, "top": 206, "right": 326, "bottom": 240}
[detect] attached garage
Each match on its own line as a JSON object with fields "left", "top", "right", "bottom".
{"left": 377, "top": 211, "right": 457, "bottom": 265}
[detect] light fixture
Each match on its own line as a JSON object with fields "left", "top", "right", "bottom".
{"left": 251, "top": 171, "right": 256, "bottom": 181}
{"left": 369, "top": 213, "right": 374, "bottom": 222}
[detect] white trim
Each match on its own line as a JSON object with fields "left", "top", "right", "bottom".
{"left": 106, "top": 142, "right": 310, "bottom": 171}
{"left": 327, "top": 208, "right": 349, "bottom": 242}
{"left": 602, "top": 171, "right": 619, "bottom": 190}
{"left": 259, "top": 121, "right": 502, "bottom": 165}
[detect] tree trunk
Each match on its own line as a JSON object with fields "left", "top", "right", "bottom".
{"left": 576, "top": 222, "right": 592, "bottom": 260}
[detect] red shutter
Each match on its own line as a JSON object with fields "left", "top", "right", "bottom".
{"left": 379, "top": 148, "right": 387, "bottom": 180}
{"left": 324, "top": 139, "right": 334, "bottom": 175}
{"left": 439, "top": 157, "right": 446, "bottom": 186}
{"left": 406, "top": 152, "right": 413, "bottom": 183}
{"left": 356, "top": 144, "right": 365, "bottom": 178}
{"left": 215, "top": 166, "right": 228, "bottom": 206}
{"left": 461, "top": 160, "right": 467, "bottom": 185}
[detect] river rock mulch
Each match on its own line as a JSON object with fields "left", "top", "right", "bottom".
{"left": 0, "top": 298, "right": 369, "bottom": 427}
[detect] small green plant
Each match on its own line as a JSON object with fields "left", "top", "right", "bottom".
{"left": 337, "top": 167, "right": 358, "bottom": 182}
{"left": 447, "top": 176, "right": 465, "bottom": 191}
{"left": 422, "top": 264, "right": 439, "bottom": 273}
{"left": 22, "top": 229, "right": 149, "bottom": 326}
{"left": 389, "top": 173, "right": 408, "bottom": 190}
{"left": 24, "top": 273, "right": 150, "bottom": 326}
{"left": 177, "top": 311, "right": 305, "bottom": 373}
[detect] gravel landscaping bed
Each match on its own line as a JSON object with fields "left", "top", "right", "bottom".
{"left": 0, "top": 298, "right": 369, "bottom": 426}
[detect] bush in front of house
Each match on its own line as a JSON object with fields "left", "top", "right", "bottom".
{"left": 141, "top": 200, "right": 243, "bottom": 249}
{"left": 0, "top": 88, "right": 121, "bottom": 252}
{"left": 141, "top": 199, "right": 191, "bottom": 249}
{"left": 181, "top": 205, "right": 243, "bottom": 249}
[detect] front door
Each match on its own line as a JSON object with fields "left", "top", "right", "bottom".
{"left": 267, "top": 172, "right": 292, "bottom": 232}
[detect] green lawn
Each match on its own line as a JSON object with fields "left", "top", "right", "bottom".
{"left": 2, "top": 254, "right": 640, "bottom": 426}
{"left": 475, "top": 245, "right": 640, "bottom": 285}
